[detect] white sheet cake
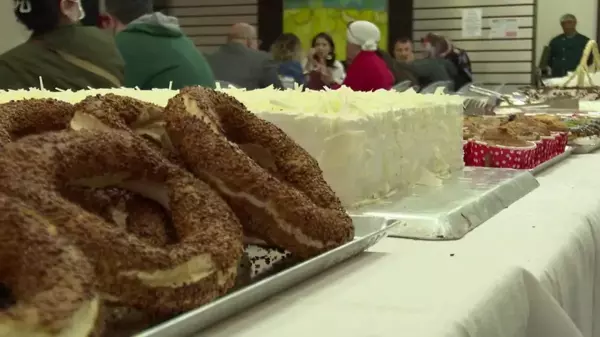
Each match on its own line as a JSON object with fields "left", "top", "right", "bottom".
{"left": 228, "top": 88, "right": 464, "bottom": 207}
{"left": 0, "top": 87, "right": 464, "bottom": 207}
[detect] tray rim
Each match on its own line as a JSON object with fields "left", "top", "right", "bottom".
{"left": 571, "top": 141, "right": 600, "bottom": 154}
{"left": 529, "top": 146, "right": 574, "bottom": 174}
{"left": 134, "top": 219, "right": 398, "bottom": 337}
{"left": 356, "top": 168, "right": 539, "bottom": 241}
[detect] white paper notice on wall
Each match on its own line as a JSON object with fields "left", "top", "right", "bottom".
{"left": 461, "top": 8, "right": 482, "bottom": 38}
{"left": 489, "top": 18, "right": 519, "bottom": 38}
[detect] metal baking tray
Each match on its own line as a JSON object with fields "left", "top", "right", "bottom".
{"left": 529, "top": 146, "right": 573, "bottom": 174}
{"left": 134, "top": 216, "right": 397, "bottom": 337}
{"left": 571, "top": 139, "right": 600, "bottom": 154}
{"left": 348, "top": 167, "right": 538, "bottom": 240}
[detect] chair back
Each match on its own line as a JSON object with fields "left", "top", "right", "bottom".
{"left": 215, "top": 80, "right": 239, "bottom": 89}
{"left": 456, "top": 82, "right": 473, "bottom": 94}
{"left": 278, "top": 76, "right": 296, "bottom": 90}
{"left": 420, "top": 80, "right": 453, "bottom": 93}
{"left": 392, "top": 80, "right": 413, "bottom": 92}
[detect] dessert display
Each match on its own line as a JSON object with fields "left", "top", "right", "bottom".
{"left": 463, "top": 115, "right": 569, "bottom": 169}
{"left": 164, "top": 88, "right": 354, "bottom": 258}
{"left": 0, "top": 87, "right": 465, "bottom": 207}
{"left": 0, "top": 88, "right": 355, "bottom": 336}
{"left": 560, "top": 114, "right": 600, "bottom": 145}
{"left": 517, "top": 40, "right": 600, "bottom": 104}
{"left": 219, "top": 88, "right": 465, "bottom": 205}
{"left": 517, "top": 87, "right": 600, "bottom": 104}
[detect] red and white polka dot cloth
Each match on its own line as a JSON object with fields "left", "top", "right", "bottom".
{"left": 464, "top": 132, "right": 567, "bottom": 169}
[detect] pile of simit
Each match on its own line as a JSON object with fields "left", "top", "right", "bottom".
{"left": 0, "top": 87, "right": 354, "bottom": 337}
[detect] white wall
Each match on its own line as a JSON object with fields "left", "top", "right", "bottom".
{"left": 535, "top": 0, "right": 598, "bottom": 64}
{"left": 0, "top": 1, "right": 30, "bottom": 54}
{"left": 413, "top": 0, "right": 536, "bottom": 85}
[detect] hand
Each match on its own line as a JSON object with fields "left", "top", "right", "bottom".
{"left": 319, "top": 65, "right": 334, "bottom": 85}
{"left": 305, "top": 49, "right": 320, "bottom": 70}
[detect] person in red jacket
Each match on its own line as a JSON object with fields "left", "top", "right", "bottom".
{"left": 317, "top": 20, "right": 393, "bottom": 91}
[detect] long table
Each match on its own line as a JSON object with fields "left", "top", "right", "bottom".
{"left": 200, "top": 153, "right": 600, "bottom": 337}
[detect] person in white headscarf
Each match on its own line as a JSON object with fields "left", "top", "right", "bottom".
{"left": 318, "top": 20, "right": 393, "bottom": 91}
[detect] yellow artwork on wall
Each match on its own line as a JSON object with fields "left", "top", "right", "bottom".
{"left": 283, "top": 0, "right": 388, "bottom": 61}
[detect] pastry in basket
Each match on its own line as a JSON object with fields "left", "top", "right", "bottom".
{"left": 569, "top": 118, "right": 600, "bottom": 138}
{"left": 480, "top": 126, "right": 530, "bottom": 147}
{"left": 533, "top": 114, "right": 569, "bottom": 132}
{"left": 465, "top": 126, "right": 537, "bottom": 169}
{"left": 503, "top": 115, "right": 551, "bottom": 138}
{"left": 463, "top": 116, "right": 502, "bottom": 139}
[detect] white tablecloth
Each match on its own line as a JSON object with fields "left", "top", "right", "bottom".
{"left": 200, "top": 152, "right": 600, "bottom": 337}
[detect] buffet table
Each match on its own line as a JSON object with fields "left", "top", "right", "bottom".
{"left": 200, "top": 152, "right": 600, "bottom": 337}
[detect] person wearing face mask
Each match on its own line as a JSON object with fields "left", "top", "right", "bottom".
{"left": 101, "top": 0, "right": 215, "bottom": 89}
{"left": 319, "top": 21, "right": 393, "bottom": 91}
{"left": 0, "top": 0, "right": 124, "bottom": 90}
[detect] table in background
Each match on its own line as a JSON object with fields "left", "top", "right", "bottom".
{"left": 200, "top": 153, "right": 600, "bottom": 337}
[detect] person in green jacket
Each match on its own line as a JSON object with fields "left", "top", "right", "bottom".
{"left": 102, "top": 0, "right": 215, "bottom": 89}
{"left": 0, "top": 0, "right": 125, "bottom": 90}
{"left": 547, "top": 14, "right": 590, "bottom": 77}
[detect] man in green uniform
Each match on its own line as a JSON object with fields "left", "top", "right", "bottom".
{"left": 102, "top": 0, "right": 215, "bottom": 89}
{"left": 547, "top": 14, "right": 590, "bottom": 77}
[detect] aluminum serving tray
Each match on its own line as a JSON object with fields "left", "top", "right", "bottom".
{"left": 530, "top": 146, "right": 574, "bottom": 174}
{"left": 134, "top": 216, "right": 397, "bottom": 337}
{"left": 348, "top": 167, "right": 538, "bottom": 240}
{"left": 571, "top": 140, "right": 600, "bottom": 154}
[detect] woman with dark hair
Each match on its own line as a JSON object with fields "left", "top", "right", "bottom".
{"left": 0, "top": 0, "right": 124, "bottom": 90}
{"left": 305, "top": 32, "right": 346, "bottom": 86}
{"left": 271, "top": 33, "right": 305, "bottom": 88}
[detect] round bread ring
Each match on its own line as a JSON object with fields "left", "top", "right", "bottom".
{"left": 0, "top": 130, "right": 243, "bottom": 315}
{"left": 164, "top": 87, "right": 354, "bottom": 258}
{"left": 0, "top": 97, "right": 172, "bottom": 249}
{"left": 70, "top": 93, "right": 182, "bottom": 166}
{"left": 62, "top": 186, "right": 175, "bottom": 247}
{"left": 0, "top": 193, "right": 100, "bottom": 337}
{"left": 0, "top": 98, "right": 75, "bottom": 146}
{"left": 69, "top": 94, "right": 181, "bottom": 245}
{"left": 70, "top": 94, "right": 164, "bottom": 138}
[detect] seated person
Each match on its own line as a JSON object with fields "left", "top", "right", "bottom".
{"left": 412, "top": 36, "right": 459, "bottom": 90}
{"left": 0, "top": 0, "right": 124, "bottom": 90}
{"left": 377, "top": 48, "right": 418, "bottom": 85}
{"left": 207, "top": 23, "right": 282, "bottom": 90}
{"left": 101, "top": 0, "right": 215, "bottom": 89}
{"left": 304, "top": 32, "right": 345, "bottom": 89}
{"left": 392, "top": 37, "right": 415, "bottom": 63}
{"left": 270, "top": 33, "right": 304, "bottom": 89}
{"left": 409, "top": 58, "right": 454, "bottom": 89}
{"left": 319, "top": 21, "right": 393, "bottom": 91}
{"left": 423, "top": 34, "right": 471, "bottom": 90}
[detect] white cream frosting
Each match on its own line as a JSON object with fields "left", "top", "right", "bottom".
{"left": 0, "top": 86, "right": 464, "bottom": 207}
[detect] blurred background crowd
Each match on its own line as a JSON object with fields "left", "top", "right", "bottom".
{"left": 0, "top": 0, "right": 591, "bottom": 93}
